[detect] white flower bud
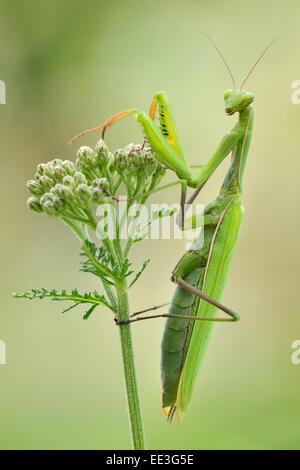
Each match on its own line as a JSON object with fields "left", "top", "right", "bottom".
{"left": 26, "top": 180, "right": 43, "bottom": 196}
{"left": 27, "top": 196, "right": 43, "bottom": 213}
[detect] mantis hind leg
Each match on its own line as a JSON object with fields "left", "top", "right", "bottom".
{"left": 115, "top": 281, "right": 240, "bottom": 325}
{"left": 130, "top": 302, "right": 169, "bottom": 318}
{"left": 172, "top": 276, "right": 240, "bottom": 321}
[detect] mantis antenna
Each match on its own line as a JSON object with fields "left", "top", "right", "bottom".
{"left": 240, "top": 38, "right": 278, "bottom": 90}
{"left": 202, "top": 33, "right": 236, "bottom": 89}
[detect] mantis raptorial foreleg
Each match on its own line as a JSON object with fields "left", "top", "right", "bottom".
{"left": 70, "top": 91, "right": 241, "bottom": 188}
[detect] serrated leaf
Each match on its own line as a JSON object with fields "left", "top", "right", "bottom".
{"left": 132, "top": 208, "right": 177, "bottom": 243}
{"left": 80, "top": 241, "right": 115, "bottom": 283}
{"left": 143, "top": 207, "right": 177, "bottom": 228}
{"left": 129, "top": 258, "right": 150, "bottom": 288}
{"left": 83, "top": 304, "right": 97, "bottom": 320}
{"left": 13, "top": 288, "right": 113, "bottom": 315}
{"left": 61, "top": 301, "right": 81, "bottom": 314}
{"left": 81, "top": 241, "right": 134, "bottom": 283}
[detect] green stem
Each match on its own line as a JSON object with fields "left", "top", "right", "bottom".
{"left": 115, "top": 279, "right": 145, "bottom": 450}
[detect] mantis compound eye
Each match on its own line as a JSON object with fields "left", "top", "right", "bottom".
{"left": 243, "top": 91, "right": 255, "bottom": 105}
{"left": 224, "top": 89, "right": 232, "bottom": 100}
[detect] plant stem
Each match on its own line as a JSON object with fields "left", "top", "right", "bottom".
{"left": 116, "top": 279, "right": 145, "bottom": 450}
{"left": 65, "top": 215, "right": 145, "bottom": 448}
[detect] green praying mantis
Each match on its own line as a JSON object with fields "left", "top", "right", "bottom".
{"left": 71, "top": 38, "right": 276, "bottom": 422}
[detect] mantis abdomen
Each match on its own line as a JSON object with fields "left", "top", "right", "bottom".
{"left": 160, "top": 220, "right": 215, "bottom": 415}
{"left": 161, "top": 197, "right": 244, "bottom": 421}
{"left": 161, "top": 267, "right": 203, "bottom": 412}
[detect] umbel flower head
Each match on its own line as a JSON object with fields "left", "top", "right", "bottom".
{"left": 26, "top": 140, "right": 166, "bottom": 222}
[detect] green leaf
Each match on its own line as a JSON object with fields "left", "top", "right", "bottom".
{"left": 83, "top": 304, "right": 97, "bottom": 320}
{"left": 61, "top": 301, "right": 81, "bottom": 313}
{"left": 13, "top": 288, "right": 113, "bottom": 319}
{"left": 129, "top": 259, "right": 150, "bottom": 288}
{"left": 81, "top": 241, "right": 134, "bottom": 282}
{"left": 133, "top": 207, "right": 177, "bottom": 243}
{"left": 80, "top": 241, "right": 115, "bottom": 284}
{"left": 144, "top": 207, "right": 177, "bottom": 228}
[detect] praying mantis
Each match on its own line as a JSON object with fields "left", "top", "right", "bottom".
{"left": 71, "top": 38, "right": 276, "bottom": 422}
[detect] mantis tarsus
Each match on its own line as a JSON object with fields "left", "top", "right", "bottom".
{"left": 71, "top": 38, "right": 276, "bottom": 422}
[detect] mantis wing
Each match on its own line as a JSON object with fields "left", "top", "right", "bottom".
{"left": 176, "top": 196, "right": 244, "bottom": 422}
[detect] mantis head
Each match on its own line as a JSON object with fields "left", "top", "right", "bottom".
{"left": 203, "top": 34, "right": 277, "bottom": 116}
{"left": 224, "top": 89, "right": 254, "bottom": 115}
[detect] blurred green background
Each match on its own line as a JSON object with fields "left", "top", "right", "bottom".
{"left": 1, "top": 0, "right": 300, "bottom": 450}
